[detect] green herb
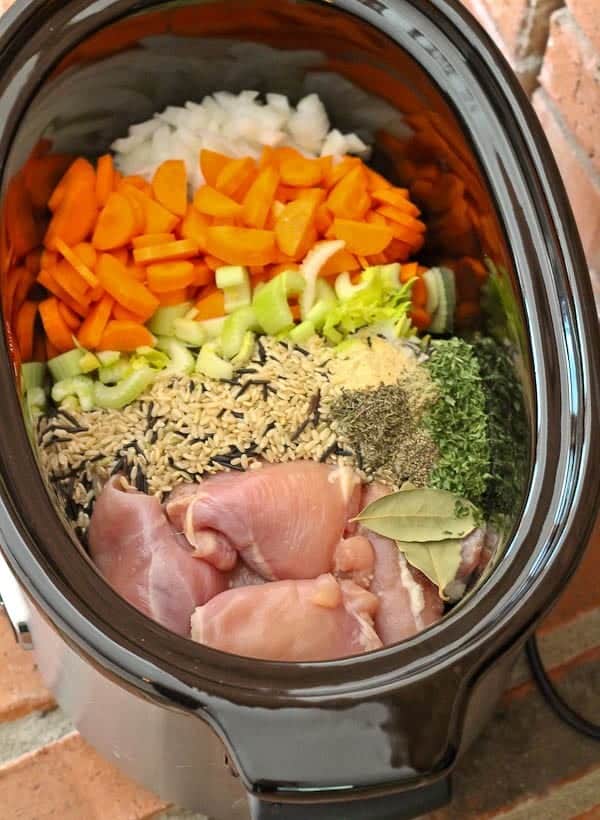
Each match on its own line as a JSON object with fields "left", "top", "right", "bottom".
{"left": 354, "top": 487, "right": 478, "bottom": 542}
{"left": 423, "top": 338, "right": 491, "bottom": 506}
{"left": 330, "top": 384, "right": 438, "bottom": 487}
{"left": 397, "top": 538, "right": 464, "bottom": 601}
{"left": 481, "top": 258, "right": 527, "bottom": 353}
{"left": 471, "top": 335, "right": 528, "bottom": 517}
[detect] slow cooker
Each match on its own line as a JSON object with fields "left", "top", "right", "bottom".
{"left": 0, "top": 1, "right": 599, "bottom": 818}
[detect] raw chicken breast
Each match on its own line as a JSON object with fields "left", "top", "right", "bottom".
{"left": 361, "top": 483, "right": 443, "bottom": 645}
{"left": 166, "top": 462, "right": 362, "bottom": 581}
{"left": 89, "top": 476, "right": 227, "bottom": 636}
{"left": 191, "top": 574, "right": 382, "bottom": 661}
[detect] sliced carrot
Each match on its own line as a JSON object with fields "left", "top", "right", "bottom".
{"left": 132, "top": 233, "right": 175, "bottom": 249}
{"left": 77, "top": 295, "right": 114, "bottom": 349}
{"left": 242, "top": 166, "right": 279, "bottom": 229}
{"left": 157, "top": 289, "right": 189, "bottom": 306}
{"left": 37, "top": 269, "right": 87, "bottom": 317}
{"left": 294, "top": 187, "right": 327, "bottom": 204}
{"left": 39, "top": 297, "right": 75, "bottom": 352}
{"left": 410, "top": 307, "right": 431, "bottom": 331}
{"left": 73, "top": 243, "right": 97, "bottom": 271}
{"left": 95, "top": 154, "right": 115, "bottom": 207}
{"left": 275, "top": 193, "right": 321, "bottom": 259}
{"left": 54, "top": 237, "right": 99, "bottom": 288}
{"left": 15, "top": 301, "right": 38, "bottom": 361}
{"left": 133, "top": 239, "right": 200, "bottom": 265}
{"left": 98, "top": 320, "right": 154, "bottom": 352}
{"left": 41, "top": 250, "right": 58, "bottom": 270}
{"left": 366, "top": 210, "right": 388, "bottom": 226}
{"left": 332, "top": 219, "right": 393, "bottom": 255}
{"left": 96, "top": 253, "right": 159, "bottom": 321}
{"left": 179, "top": 206, "right": 210, "bottom": 249}
{"left": 58, "top": 302, "right": 81, "bottom": 331}
{"left": 320, "top": 249, "right": 360, "bottom": 277}
{"left": 25, "top": 250, "right": 42, "bottom": 275}
{"left": 327, "top": 165, "right": 370, "bottom": 220}
{"left": 411, "top": 277, "right": 427, "bottom": 308}
{"left": 92, "top": 191, "right": 138, "bottom": 250}
{"left": 194, "top": 186, "right": 242, "bottom": 218}
{"left": 365, "top": 168, "right": 392, "bottom": 192}
{"left": 315, "top": 203, "right": 333, "bottom": 235}
{"left": 147, "top": 261, "right": 196, "bottom": 293}
{"left": 325, "top": 156, "right": 361, "bottom": 189}
{"left": 206, "top": 226, "right": 277, "bottom": 267}
{"left": 121, "top": 175, "right": 152, "bottom": 195}
{"left": 371, "top": 188, "right": 420, "bottom": 217}
{"left": 50, "top": 260, "right": 90, "bottom": 305}
{"left": 386, "top": 220, "right": 420, "bottom": 246}
{"left": 275, "top": 184, "right": 297, "bottom": 203}
{"left": 126, "top": 263, "right": 146, "bottom": 282}
{"left": 112, "top": 304, "right": 145, "bottom": 323}
{"left": 112, "top": 170, "right": 123, "bottom": 190}
{"left": 45, "top": 158, "right": 98, "bottom": 250}
{"left": 268, "top": 262, "right": 300, "bottom": 277}
{"left": 377, "top": 205, "right": 426, "bottom": 233}
{"left": 385, "top": 239, "right": 412, "bottom": 264}
{"left": 205, "top": 255, "right": 226, "bottom": 272}
{"left": 46, "top": 339, "right": 59, "bottom": 359}
{"left": 215, "top": 157, "right": 256, "bottom": 201}
{"left": 23, "top": 154, "right": 73, "bottom": 210}
{"left": 118, "top": 185, "right": 146, "bottom": 234}
{"left": 195, "top": 288, "right": 225, "bottom": 321}
{"left": 152, "top": 160, "right": 188, "bottom": 217}
{"left": 270, "top": 147, "right": 303, "bottom": 167}
{"left": 400, "top": 262, "right": 419, "bottom": 283}
{"left": 121, "top": 184, "right": 179, "bottom": 234}
{"left": 200, "top": 150, "right": 231, "bottom": 188}
{"left": 279, "top": 156, "right": 323, "bottom": 187}
{"left": 193, "top": 262, "right": 213, "bottom": 287}
{"left": 5, "top": 174, "right": 43, "bottom": 259}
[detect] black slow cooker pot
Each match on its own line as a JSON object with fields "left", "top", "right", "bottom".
{"left": 0, "top": 1, "right": 599, "bottom": 818}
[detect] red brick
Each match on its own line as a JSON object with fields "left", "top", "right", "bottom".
{"left": 0, "top": 732, "right": 168, "bottom": 820}
{"left": 540, "top": 10, "right": 600, "bottom": 173}
{"left": 482, "top": 0, "right": 563, "bottom": 59}
{"left": 0, "top": 616, "right": 54, "bottom": 722}
{"left": 533, "top": 89, "right": 600, "bottom": 270}
{"left": 567, "top": 0, "right": 600, "bottom": 53}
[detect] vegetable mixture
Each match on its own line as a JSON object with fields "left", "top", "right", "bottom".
{"left": 5, "top": 91, "right": 528, "bottom": 661}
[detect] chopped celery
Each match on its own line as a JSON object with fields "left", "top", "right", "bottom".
{"left": 99, "top": 360, "right": 133, "bottom": 385}
{"left": 290, "top": 320, "right": 316, "bottom": 344}
{"left": 231, "top": 331, "right": 256, "bottom": 368}
{"left": 94, "top": 367, "right": 155, "bottom": 410}
{"left": 21, "top": 362, "right": 46, "bottom": 393}
{"left": 380, "top": 263, "right": 401, "bottom": 289}
{"left": 224, "top": 283, "right": 252, "bottom": 314}
{"left": 97, "top": 351, "right": 121, "bottom": 367}
{"left": 253, "top": 271, "right": 305, "bottom": 335}
{"left": 196, "top": 342, "right": 234, "bottom": 381}
{"left": 334, "top": 271, "right": 369, "bottom": 302}
{"left": 52, "top": 376, "right": 95, "bottom": 411}
{"left": 199, "top": 317, "right": 226, "bottom": 339}
{"left": 131, "top": 347, "right": 169, "bottom": 370}
{"left": 300, "top": 240, "right": 345, "bottom": 316}
{"left": 48, "top": 349, "right": 86, "bottom": 382}
{"left": 27, "top": 386, "right": 47, "bottom": 411}
{"left": 59, "top": 395, "right": 80, "bottom": 412}
{"left": 79, "top": 352, "right": 101, "bottom": 374}
{"left": 305, "top": 279, "right": 337, "bottom": 328}
{"left": 216, "top": 266, "right": 248, "bottom": 289}
{"left": 220, "top": 306, "right": 259, "bottom": 359}
{"left": 147, "top": 302, "right": 193, "bottom": 337}
{"left": 173, "top": 318, "right": 207, "bottom": 348}
{"left": 156, "top": 337, "right": 195, "bottom": 374}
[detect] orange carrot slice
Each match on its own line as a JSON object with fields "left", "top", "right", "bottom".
{"left": 279, "top": 156, "right": 323, "bottom": 187}
{"left": 331, "top": 219, "right": 393, "bottom": 255}
{"left": 58, "top": 302, "right": 81, "bottom": 331}
{"left": 242, "top": 166, "right": 279, "bottom": 229}
{"left": 157, "top": 289, "right": 189, "bottom": 306}
{"left": 195, "top": 288, "right": 225, "bottom": 320}
{"left": 23, "top": 154, "right": 73, "bottom": 210}
{"left": 194, "top": 186, "right": 242, "bottom": 218}
{"left": 133, "top": 239, "right": 200, "bottom": 265}
{"left": 377, "top": 205, "right": 426, "bottom": 233}
{"left": 371, "top": 188, "right": 420, "bottom": 217}
{"left": 98, "top": 320, "right": 154, "bottom": 352}
{"left": 400, "top": 262, "right": 419, "bottom": 283}
{"left": 73, "top": 243, "right": 97, "bottom": 271}
{"left": 215, "top": 157, "right": 256, "bottom": 200}
{"left": 327, "top": 165, "right": 370, "bottom": 220}
{"left": 200, "top": 149, "right": 230, "bottom": 188}
{"left": 193, "top": 262, "right": 213, "bottom": 287}
{"left": 126, "top": 263, "right": 146, "bottom": 282}
{"left": 39, "top": 297, "right": 75, "bottom": 352}
{"left": 54, "top": 237, "right": 99, "bottom": 288}
{"left": 95, "top": 154, "right": 115, "bottom": 207}
{"left": 205, "top": 255, "right": 226, "bottom": 272}
{"left": 275, "top": 193, "right": 321, "bottom": 259}
{"left": 385, "top": 239, "right": 412, "bottom": 264}
{"left": 152, "top": 160, "right": 188, "bottom": 217}
{"left": 96, "top": 253, "right": 159, "bottom": 321}
{"left": 324, "top": 156, "right": 361, "bottom": 189}
{"left": 25, "top": 249, "right": 42, "bottom": 275}
{"left": 112, "top": 304, "right": 145, "bottom": 323}
{"left": 205, "top": 226, "right": 277, "bottom": 267}
{"left": 119, "top": 186, "right": 146, "bottom": 234}
{"left": 15, "top": 301, "right": 38, "bottom": 361}
{"left": 132, "top": 233, "right": 176, "bottom": 249}
{"left": 319, "top": 249, "right": 360, "bottom": 277}
{"left": 146, "top": 261, "right": 196, "bottom": 292}
{"left": 37, "top": 269, "right": 87, "bottom": 317}
{"left": 410, "top": 307, "right": 431, "bottom": 331}
{"left": 50, "top": 260, "right": 90, "bottom": 305}
{"left": 5, "top": 174, "right": 43, "bottom": 259}
{"left": 179, "top": 206, "right": 210, "bottom": 249}
{"left": 93, "top": 192, "right": 138, "bottom": 250}
{"left": 45, "top": 158, "right": 98, "bottom": 250}
{"left": 77, "top": 295, "right": 114, "bottom": 349}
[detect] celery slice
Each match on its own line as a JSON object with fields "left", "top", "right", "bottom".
{"left": 48, "top": 349, "right": 86, "bottom": 382}
{"left": 52, "top": 376, "right": 95, "bottom": 411}
{"left": 198, "top": 317, "right": 226, "bottom": 339}
{"left": 97, "top": 351, "right": 121, "bottom": 367}
{"left": 216, "top": 265, "right": 248, "bottom": 289}
{"left": 79, "top": 352, "right": 101, "bottom": 374}
{"left": 379, "top": 263, "right": 401, "bottom": 289}
{"left": 172, "top": 319, "right": 207, "bottom": 348}
{"left": 27, "top": 386, "right": 47, "bottom": 411}
{"left": 231, "top": 332, "right": 256, "bottom": 368}
{"left": 94, "top": 367, "right": 155, "bottom": 410}
{"left": 253, "top": 271, "right": 305, "bottom": 336}
{"left": 290, "top": 320, "right": 316, "bottom": 344}
{"left": 98, "top": 360, "right": 133, "bottom": 385}
{"left": 21, "top": 362, "right": 46, "bottom": 393}
{"left": 156, "top": 337, "right": 195, "bottom": 374}
{"left": 147, "top": 302, "right": 193, "bottom": 337}
{"left": 220, "top": 306, "right": 259, "bottom": 359}
{"left": 196, "top": 343, "right": 234, "bottom": 381}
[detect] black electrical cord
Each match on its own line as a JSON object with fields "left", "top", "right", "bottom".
{"left": 526, "top": 634, "right": 600, "bottom": 741}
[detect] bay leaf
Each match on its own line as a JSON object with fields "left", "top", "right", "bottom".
{"left": 397, "top": 538, "right": 464, "bottom": 601}
{"left": 354, "top": 487, "right": 478, "bottom": 542}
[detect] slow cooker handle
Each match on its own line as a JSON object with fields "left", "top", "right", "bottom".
{"left": 248, "top": 777, "right": 451, "bottom": 819}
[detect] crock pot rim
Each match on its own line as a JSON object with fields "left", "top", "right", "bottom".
{"left": 0, "top": 0, "right": 598, "bottom": 704}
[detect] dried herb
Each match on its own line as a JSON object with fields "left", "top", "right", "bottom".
{"left": 354, "top": 487, "right": 478, "bottom": 541}
{"left": 424, "top": 338, "right": 491, "bottom": 505}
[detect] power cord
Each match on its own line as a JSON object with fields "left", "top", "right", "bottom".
{"left": 526, "top": 634, "right": 600, "bottom": 741}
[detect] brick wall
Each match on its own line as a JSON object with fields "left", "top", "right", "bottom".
{"left": 462, "top": 0, "right": 600, "bottom": 291}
